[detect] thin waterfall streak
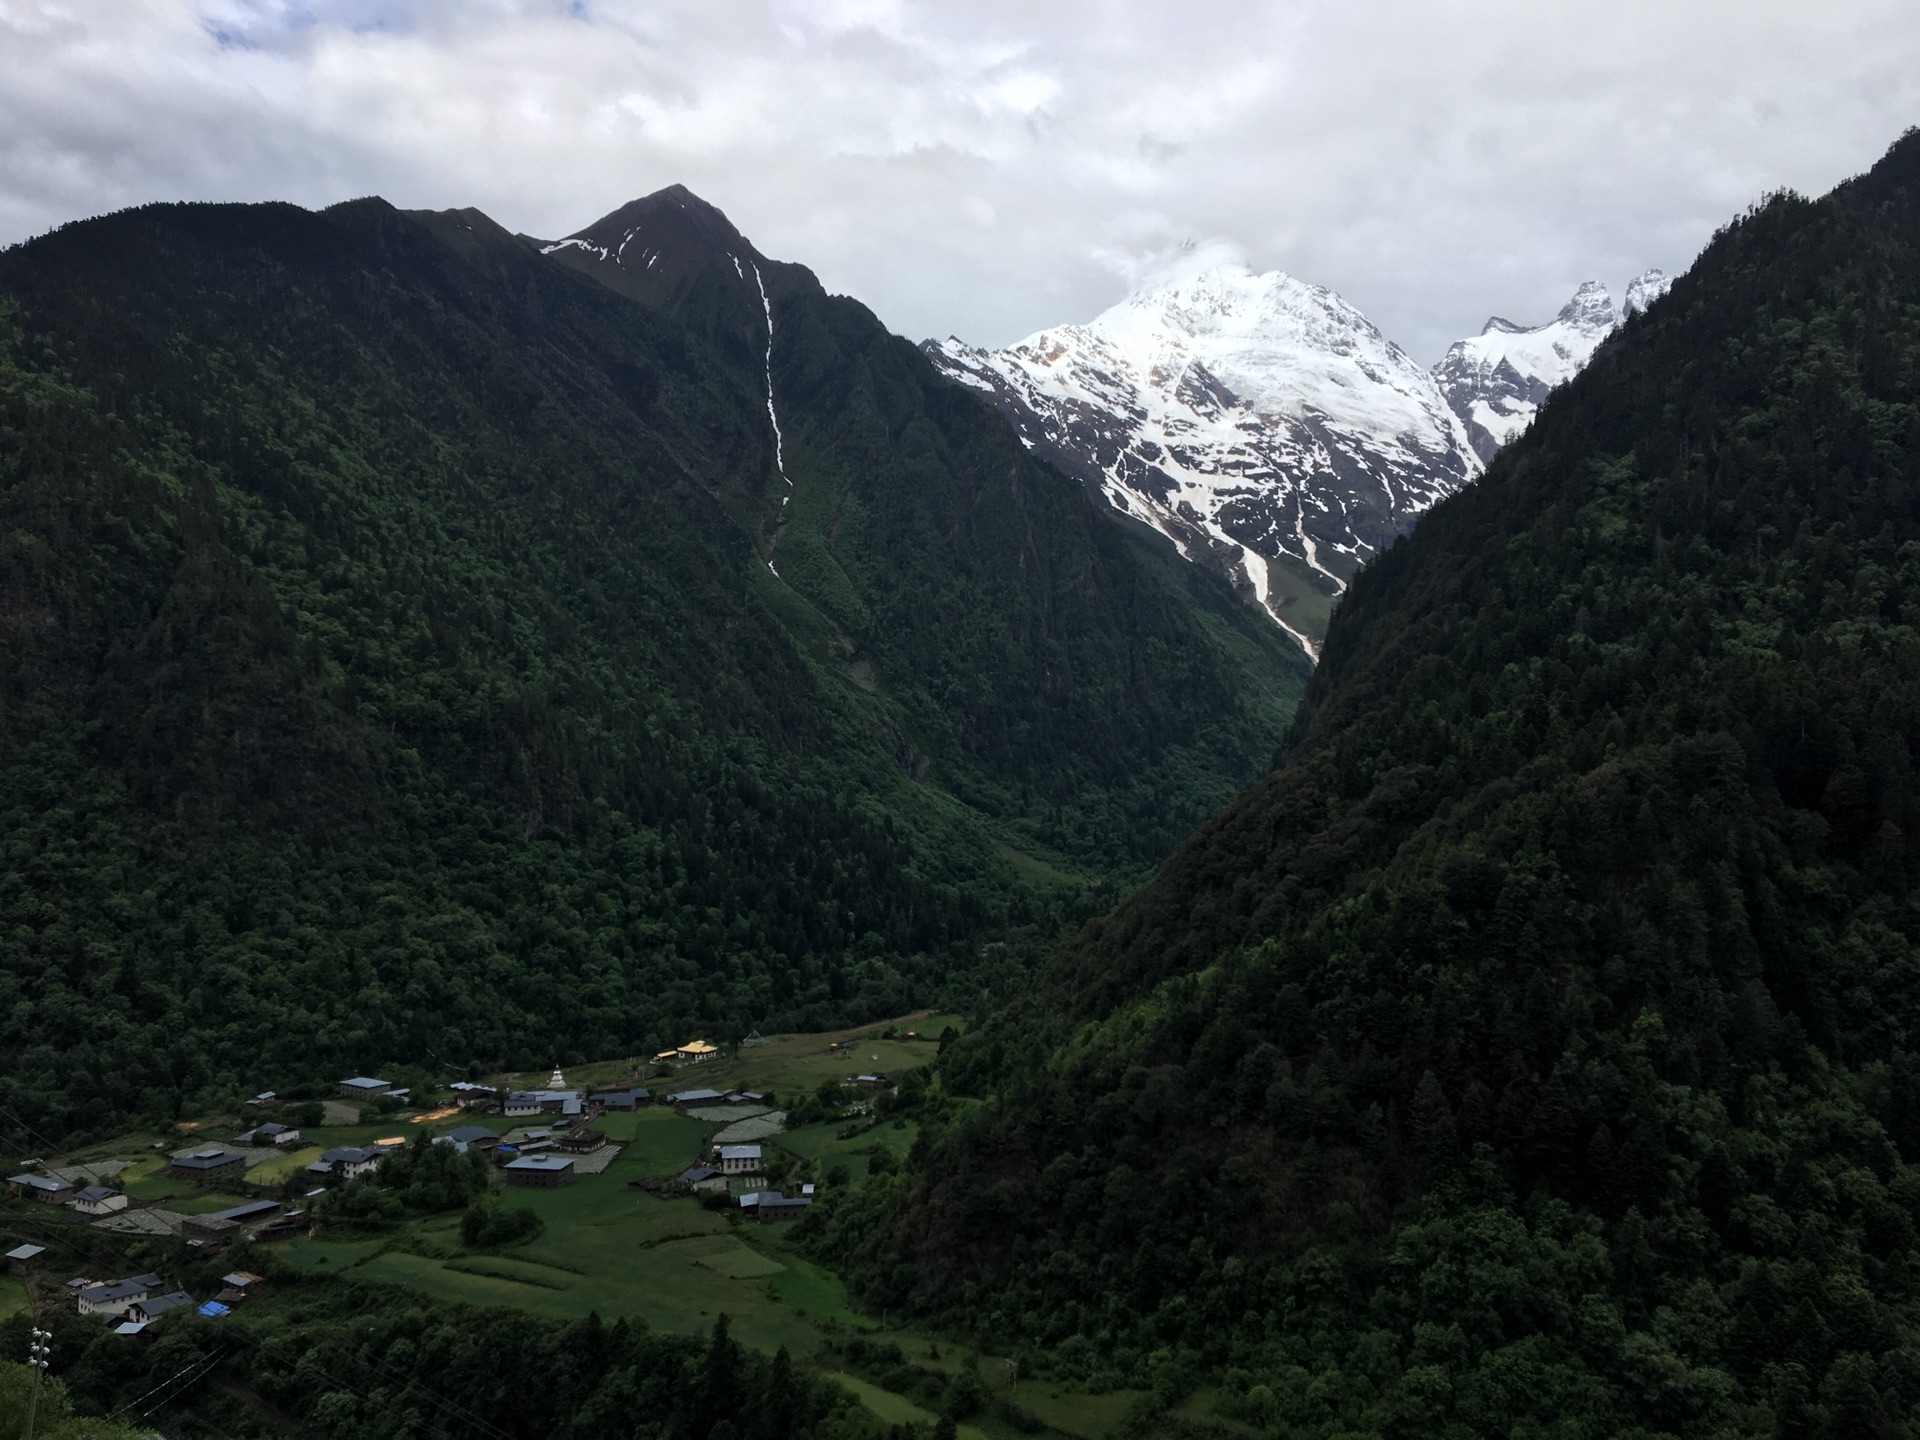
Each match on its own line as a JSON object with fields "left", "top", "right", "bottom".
{"left": 752, "top": 262, "right": 789, "bottom": 484}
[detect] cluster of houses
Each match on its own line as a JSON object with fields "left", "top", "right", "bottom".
{"left": 446, "top": 1069, "right": 650, "bottom": 1124}
{"left": 667, "top": 1141, "right": 814, "bottom": 1222}
{"left": 65, "top": 1268, "right": 264, "bottom": 1335}
{"left": 7, "top": 1171, "right": 135, "bottom": 1218}
{"left": 1, "top": 1055, "right": 846, "bottom": 1305}
{"left": 3, "top": 1247, "right": 268, "bottom": 1337}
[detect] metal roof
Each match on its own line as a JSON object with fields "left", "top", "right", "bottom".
{"left": 8, "top": 1172, "right": 71, "bottom": 1191}
{"left": 210, "top": 1200, "right": 280, "bottom": 1223}
{"left": 504, "top": 1153, "right": 573, "bottom": 1171}
{"left": 171, "top": 1147, "right": 246, "bottom": 1169}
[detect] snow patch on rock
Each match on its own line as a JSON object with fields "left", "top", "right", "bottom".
{"left": 924, "top": 263, "right": 1481, "bottom": 655}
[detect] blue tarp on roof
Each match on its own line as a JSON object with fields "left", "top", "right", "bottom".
{"left": 197, "top": 1300, "right": 230, "bottom": 1317}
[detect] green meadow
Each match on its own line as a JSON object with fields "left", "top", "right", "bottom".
{"left": 277, "top": 1139, "right": 862, "bottom": 1358}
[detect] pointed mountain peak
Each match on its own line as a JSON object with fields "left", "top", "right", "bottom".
{"left": 526, "top": 185, "right": 787, "bottom": 328}
{"left": 563, "top": 185, "right": 750, "bottom": 254}
{"left": 1557, "top": 280, "right": 1617, "bottom": 330}
{"left": 531, "top": 184, "right": 756, "bottom": 267}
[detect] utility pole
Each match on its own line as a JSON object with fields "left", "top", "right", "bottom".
{"left": 25, "top": 1324, "right": 52, "bottom": 1439}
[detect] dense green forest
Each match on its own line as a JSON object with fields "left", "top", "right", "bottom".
{"left": 1, "top": 1288, "right": 878, "bottom": 1439}
{"left": 0, "top": 188, "right": 1302, "bottom": 1142}
{"left": 817, "top": 132, "right": 1920, "bottom": 1437}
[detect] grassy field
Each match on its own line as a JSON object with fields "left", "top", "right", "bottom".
{"left": 279, "top": 1160, "right": 858, "bottom": 1358}
{"left": 595, "top": 1109, "right": 712, "bottom": 1172}
{"left": 248, "top": 1145, "right": 323, "bottom": 1184}
{"left": 779, "top": 1120, "right": 918, "bottom": 1181}
{"left": 825, "top": 1375, "right": 991, "bottom": 1440}
{"left": 259, "top": 1015, "right": 964, "bottom": 1388}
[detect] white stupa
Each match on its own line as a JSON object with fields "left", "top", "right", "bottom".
{"left": 549, "top": 1066, "right": 565, "bottom": 1089}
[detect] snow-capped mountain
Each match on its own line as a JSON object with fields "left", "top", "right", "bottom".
{"left": 925, "top": 265, "right": 1481, "bottom": 657}
{"left": 1433, "top": 270, "right": 1672, "bottom": 463}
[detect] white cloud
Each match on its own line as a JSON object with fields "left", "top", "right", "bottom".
{"left": 0, "top": 0, "right": 1916, "bottom": 360}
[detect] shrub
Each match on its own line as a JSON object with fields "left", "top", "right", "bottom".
{"left": 459, "top": 1200, "right": 543, "bottom": 1248}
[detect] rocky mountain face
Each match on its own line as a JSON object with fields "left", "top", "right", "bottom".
{"left": 924, "top": 266, "right": 1481, "bottom": 657}
{"left": 1433, "top": 270, "right": 1673, "bottom": 463}
{"left": 927, "top": 264, "right": 1674, "bottom": 657}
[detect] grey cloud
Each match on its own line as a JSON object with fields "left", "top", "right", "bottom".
{"left": 0, "top": 1, "right": 1915, "bottom": 362}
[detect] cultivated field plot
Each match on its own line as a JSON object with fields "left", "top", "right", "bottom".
{"left": 664, "top": 1233, "right": 787, "bottom": 1279}
{"left": 91, "top": 1209, "right": 186, "bottom": 1237}
{"left": 563, "top": 1144, "right": 624, "bottom": 1175}
{"left": 594, "top": 1109, "right": 712, "bottom": 1172}
{"left": 712, "top": 1112, "right": 787, "bottom": 1144}
{"left": 280, "top": 1148, "right": 855, "bottom": 1357}
{"left": 686, "top": 1105, "right": 772, "bottom": 1122}
{"left": 248, "top": 1145, "right": 322, "bottom": 1184}
{"left": 778, "top": 1120, "right": 917, "bottom": 1181}
{"left": 47, "top": 1159, "right": 130, "bottom": 1184}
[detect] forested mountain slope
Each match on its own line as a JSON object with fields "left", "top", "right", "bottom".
{"left": 825, "top": 131, "right": 1920, "bottom": 1437}
{"left": 0, "top": 191, "right": 1302, "bottom": 1140}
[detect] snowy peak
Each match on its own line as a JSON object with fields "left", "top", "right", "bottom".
{"left": 923, "top": 262, "right": 1481, "bottom": 657}
{"left": 1432, "top": 271, "right": 1665, "bottom": 464}
{"left": 1083, "top": 265, "right": 1459, "bottom": 444}
{"left": 1625, "top": 268, "right": 1674, "bottom": 315}
{"left": 1557, "top": 279, "right": 1620, "bottom": 332}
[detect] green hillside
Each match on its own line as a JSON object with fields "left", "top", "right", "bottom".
{"left": 0, "top": 191, "right": 1303, "bottom": 1142}
{"left": 832, "top": 132, "right": 1920, "bottom": 1437}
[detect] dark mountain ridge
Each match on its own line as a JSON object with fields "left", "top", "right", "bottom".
{"left": 820, "top": 131, "right": 1920, "bottom": 1438}
{"left": 0, "top": 187, "right": 1303, "bottom": 1140}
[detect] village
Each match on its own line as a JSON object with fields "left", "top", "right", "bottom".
{"left": 1, "top": 1016, "right": 950, "bottom": 1355}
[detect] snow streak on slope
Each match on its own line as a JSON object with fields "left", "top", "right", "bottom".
{"left": 750, "top": 260, "right": 790, "bottom": 501}
{"left": 925, "top": 265, "right": 1481, "bottom": 656}
{"left": 746, "top": 258, "right": 793, "bottom": 576}
{"left": 1433, "top": 271, "right": 1672, "bottom": 464}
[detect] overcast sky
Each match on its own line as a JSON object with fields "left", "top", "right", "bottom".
{"left": 2, "top": 1, "right": 1916, "bottom": 363}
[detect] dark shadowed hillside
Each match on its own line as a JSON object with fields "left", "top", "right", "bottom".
{"left": 818, "top": 131, "right": 1920, "bottom": 1438}
{"left": 0, "top": 189, "right": 1303, "bottom": 1140}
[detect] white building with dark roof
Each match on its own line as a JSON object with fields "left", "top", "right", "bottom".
{"left": 70, "top": 1185, "right": 129, "bottom": 1217}
{"left": 78, "top": 1273, "right": 165, "bottom": 1318}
